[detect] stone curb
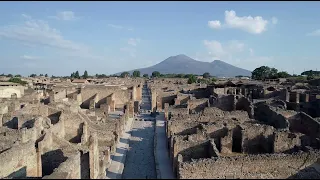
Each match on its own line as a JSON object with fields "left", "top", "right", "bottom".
{"left": 154, "top": 114, "right": 161, "bottom": 179}
{"left": 118, "top": 117, "right": 135, "bottom": 179}
{"left": 105, "top": 117, "right": 134, "bottom": 179}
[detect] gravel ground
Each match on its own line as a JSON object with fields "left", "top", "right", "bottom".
{"left": 122, "top": 84, "right": 156, "bottom": 179}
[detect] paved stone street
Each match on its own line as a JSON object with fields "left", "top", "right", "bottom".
{"left": 122, "top": 83, "right": 157, "bottom": 179}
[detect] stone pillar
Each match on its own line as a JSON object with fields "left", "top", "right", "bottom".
{"left": 137, "top": 84, "right": 142, "bottom": 101}
{"left": 132, "top": 86, "right": 137, "bottom": 101}
{"left": 224, "top": 86, "right": 227, "bottom": 94}
{"left": 244, "top": 88, "right": 248, "bottom": 97}
{"left": 134, "top": 101, "right": 139, "bottom": 113}
{"left": 164, "top": 103, "right": 169, "bottom": 120}
{"left": 81, "top": 122, "right": 88, "bottom": 144}
{"left": 110, "top": 100, "right": 115, "bottom": 112}
{"left": 89, "top": 132, "right": 99, "bottom": 179}
{"left": 305, "top": 94, "right": 310, "bottom": 102}
{"left": 104, "top": 147, "right": 111, "bottom": 166}
{"left": 36, "top": 142, "right": 43, "bottom": 178}
{"left": 285, "top": 89, "right": 290, "bottom": 102}
{"left": 151, "top": 89, "right": 157, "bottom": 112}
{"left": 295, "top": 92, "right": 300, "bottom": 104}
{"left": 127, "top": 101, "right": 134, "bottom": 118}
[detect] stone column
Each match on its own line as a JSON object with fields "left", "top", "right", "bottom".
{"left": 295, "top": 92, "right": 300, "bottom": 104}
{"left": 305, "top": 94, "right": 310, "bottom": 102}
{"left": 81, "top": 122, "right": 88, "bottom": 144}
{"left": 164, "top": 103, "right": 169, "bottom": 120}
{"left": 285, "top": 89, "right": 290, "bottom": 102}
{"left": 151, "top": 89, "right": 157, "bottom": 112}
{"left": 36, "top": 142, "right": 43, "bottom": 178}
{"left": 132, "top": 86, "right": 137, "bottom": 101}
{"left": 89, "top": 132, "right": 99, "bottom": 179}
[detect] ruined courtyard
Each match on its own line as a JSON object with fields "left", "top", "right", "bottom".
{"left": 0, "top": 75, "right": 320, "bottom": 179}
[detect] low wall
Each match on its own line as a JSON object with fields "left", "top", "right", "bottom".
{"left": 178, "top": 151, "right": 320, "bottom": 179}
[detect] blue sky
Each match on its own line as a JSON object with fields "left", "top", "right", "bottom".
{"left": 0, "top": 1, "right": 320, "bottom": 76}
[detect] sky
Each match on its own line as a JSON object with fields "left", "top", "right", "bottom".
{"left": 0, "top": 1, "right": 320, "bottom": 76}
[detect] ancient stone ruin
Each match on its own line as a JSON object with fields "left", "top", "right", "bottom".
{"left": 1, "top": 76, "right": 320, "bottom": 179}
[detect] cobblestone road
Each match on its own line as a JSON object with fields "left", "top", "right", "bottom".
{"left": 122, "top": 83, "right": 157, "bottom": 179}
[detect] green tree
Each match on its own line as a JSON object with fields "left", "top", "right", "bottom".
{"left": 211, "top": 77, "right": 217, "bottom": 82}
{"left": 74, "top": 71, "right": 80, "bottom": 79}
{"left": 45, "top": 74, "right": 48, "bottom": 77}
{"left": 203, "top": 72, "right": 210, "bottom": 78}
{"left": 30, "top": 74, "right": 37, "bottom": 77}
{"left": 252, "top": 66, "right": 279, "bottom": 80}
{"left": 152, "top": 71, "right": 161, "bottom": 78}
{"left": 83, "top": 70, "right": 88, "bottom": 79}
{"left": 71, "top": 72, "right": 75, "bottom": 78}
{"left": 6, "top": 74, "right": 13, "bottom": 78}
{"left": 132, "top": 70, "right": 141, "bottom": 77}
{"left": 187, "top": 75, "right": 197, "bottom": 84}
{"left": 39, "top": 74, "right": 43, "bottom": 76}
{"left": 143, "top": 74, "right": 149, "bottom": 78}
{"left": 8, "top": 77, "right": 27, "bottom": 85}
{"left": 120, "top": 72, "right": 130, "bottom": 78}
{"left": 15, "top": 74, "right": 21, "bottom": 77}
{"left": 277, "top": 71, "right": 290, "bottom": 78}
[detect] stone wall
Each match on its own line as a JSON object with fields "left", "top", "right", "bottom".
{"left": 0, "top": 86, "right": 25, "bottom": 99}
{"left": 0, "top": 141, "right": 39, "bottom": 178}
{"left": 254, "top": 104, "right": 290, "bottom": 129}
{"left": 178, "top": 151, "right": 320, "bottom": 179}
{"left": 289, "top": 112, "right": 320, "bottom": 138}
{"left": 212, "top": 95, "right": 235, "bottom": 111}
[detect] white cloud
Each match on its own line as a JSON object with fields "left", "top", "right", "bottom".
{"left": 20, "top": 55, "right": 40, "bottom": 60}
{"left": 128, "top": 38, "right": 141, "bottom": 46}
{"left": 0, "top": 14, "right": 88, "bottom": 51}
{"left": 203, "top": 39, "right": 273, "bottom": 70}
{"left": 21, "top": 14, "right": 31, "bottom": 19}
{"left": 108, "top": 24, "right": 134, "bottom": 31}
{"left": 208, "top": 20, "right": 221, "bottom": 29}
{"left": 271, "top": 17, "right": 278, "bottom": 25}
{"left": 208, "top": 10, "right": 272, "bottom": 34}
{"left": 49, "top": 11, "right": 77, "bottom": 21}
{"left": 306, "top": 29, "right": 320, "bottom": 36}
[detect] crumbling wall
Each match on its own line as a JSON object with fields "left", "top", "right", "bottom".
{"left": 241, "top": 123, "right": 275, "bottom": 154}
{"left": 0, "top": 141, "right": 38, "bottom": 178}
{"left": 254, "top": 104, "right": 290, "bottom": 129}
{"left": 178, "top": 151, "right": 320, "bottom": 179}
{"left": 0, "top": 86, "right": 25, "bottom": 98}
{"left": 235, "top": 96, "right": 254, "bottom": 118}
{"left": 60, "top": 112, "right": 83, "bottom": 143}
{"left": 289, "top": 112, "right": 320, "bottom": 138}
{"left": 49, "top": 89, "right": 67, "bottom": 103}
{"left": 188, "top": 98, "right": 209, "bottom": 113}
{"left": 273, "top": 130, "right": 302, "bottom": 153}
{"left": 212, "top": 95, "right": 235, "bottom": 111}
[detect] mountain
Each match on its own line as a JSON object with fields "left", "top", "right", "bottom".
{"left": 119, "top": 54, "right": 251, "bottom": 77}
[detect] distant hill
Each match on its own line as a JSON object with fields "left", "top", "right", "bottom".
{"left": 119, "top": 54, "right": 251, "bottom": 77}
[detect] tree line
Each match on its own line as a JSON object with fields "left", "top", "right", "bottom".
{"left": 251, "top": 66, "right": 319, "bottom": 80}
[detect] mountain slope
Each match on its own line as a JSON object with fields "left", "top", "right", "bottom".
{"left": 120, "top": 54, "right": 251, "bottom": 77}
